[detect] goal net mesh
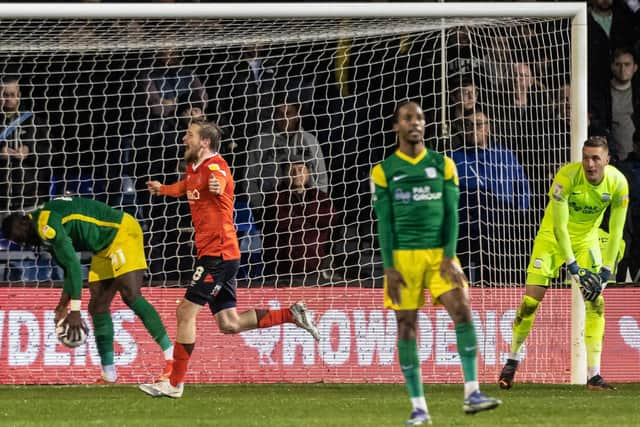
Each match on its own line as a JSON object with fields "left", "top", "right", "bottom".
{"left": 0, "top": 15, "right": 575, "bottom": 384}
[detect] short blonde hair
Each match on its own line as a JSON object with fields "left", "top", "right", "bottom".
{"left": 193, "top": 120, "right": 222, "bottom": 152}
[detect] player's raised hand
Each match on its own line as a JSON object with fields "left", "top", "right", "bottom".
{"left": 440, "top": 257, "right": 468, "bottom": 289}
{"left": 384, "top": 268, "right": 406, "bottom": 305}
{"left": 146, "top": 180, "right": 162, "bottom": 196}
{"left": 209, "top": 174, "right": 221, "bottom": 195}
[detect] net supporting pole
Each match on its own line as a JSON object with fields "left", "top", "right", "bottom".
{"left": 569, "top": 4, "right": 588, "bottom": 386}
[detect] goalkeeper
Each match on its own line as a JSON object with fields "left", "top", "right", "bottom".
{"left": 1, "top": 197, "right": 174, "bottom": 383}
{"left": 499, "top": 136, "right": 629, "bottom": 391}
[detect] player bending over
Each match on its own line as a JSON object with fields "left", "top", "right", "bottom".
{"left": 371, "top": 101, "right": 501, "bottom": 425}
{"left": 139, "top": 120, "right": 319, "bottom": 399}
{"left": 2, "top": 197, "right": 174, "bottom": 383}
{"left": 499, "top": 136, "right": 628, "bottom": 391}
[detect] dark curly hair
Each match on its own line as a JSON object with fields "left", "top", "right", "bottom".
{"left": 1, "top": 213, "right": 22, "bottom": 240}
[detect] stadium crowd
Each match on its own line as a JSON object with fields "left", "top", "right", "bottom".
{"left": 1, "top": 0, "right": 640, "bottom": 286}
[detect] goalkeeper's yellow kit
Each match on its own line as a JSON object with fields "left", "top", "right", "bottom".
{"left": 527, "top": 162, "right": 629, "bottom": 280}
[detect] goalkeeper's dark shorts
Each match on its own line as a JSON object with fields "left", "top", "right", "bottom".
{"left": 184, "top": 256, "right": 240, "bottom": 314}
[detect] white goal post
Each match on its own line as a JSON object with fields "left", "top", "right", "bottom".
{"left": 0, "top": 3, "right": 590, "bottom": 385}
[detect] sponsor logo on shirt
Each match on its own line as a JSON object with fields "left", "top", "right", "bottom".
{"left": 187, "top": 189, "right": 201, "bottom": 201}
{"left": 601, "top": 192, "right": 610, "bottom": 202}
{"left": 424, "top": 167, "right": 437, "bottom": 178}
{"left": 568, "top": 200, "right": 601, "bottom": 215}
{"left": 394, "top": 186, "right": 442, "bottom": 203}
{"left": 394, "top": 189, "right": 412, "bottom": 203}
{"left": 412, "top": 185, "right": 442, "bottom": 201}
{"left": 208, "top": 164, "right": 226, "bottom": 176}
{"left": 392, "top": 174, "right": 408, "bottom": 182}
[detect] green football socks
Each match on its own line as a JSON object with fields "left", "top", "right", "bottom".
{"left": 398, "top": 339, "right": 424, "bottom": 399}
{"left": 91, "top": 312, "right": 114, "bottom": 366}
{"left": 129, "top": 296, "right": 172, "bottom": 351}
{"left": 455, "top": 322, "right": 478, "bottom": 382}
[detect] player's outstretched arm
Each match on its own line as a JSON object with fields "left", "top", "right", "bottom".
{"left": 147, "top": 179, "right": 186, "bottom": 198}
{"left": 146, "top": 180, "right": 163, "bottom": 196}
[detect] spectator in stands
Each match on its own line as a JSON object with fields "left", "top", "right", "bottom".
{"left": 453, "top": 111, "right": 530, "bottom": 210}
{"left": 262, "top": 156, "right": 336, "bottom": 278}
{"left": 213, "top": 43, "right": 287, "bottom": 196}
{"left": 0, "top": 76, "right": 48, "bottom": 212}
{"left": 590, "top": 47, "right": 640, "bottom": 164}
{"left": 615, "top": 130, "right": 640, "bottom": 281}
{"left": 448, "top": 76, "right": 479, "bottom": 150}
{"left": 146, "top": 48, "right": 208, "bottom": 124}
{"left": 129, "top": 49, "right": 209, "bottom": 221}
{"left": 145, "top": 101, "right": 201, "bottom": 281}
{"left": 489, "top": 61, "right": 550, "bottom": 217}
{"left": 143, "top": 48, "right": 208, "bottom": 175}
{"left": 478, "top": 31, "right": 513, "bottom": 92}
{"left": 247, "top": 98, "right": 329, "bottom": 224}
{"left": 489, "top": 61, "right": 550, "bottom": 147}
{"left": 446, "top": 28, "right": 479, "bottom": 81}
{"left": 545, "top": 83, "right": 573, "bottom": 184}
{"left": 452, "top": 110, "right": 530, "bottom": 284}
{"left": 588, "top": 0, "right": 639, "bottom": 88}
{"left": 554, "top": 82, "right": 571, "bottom": 135}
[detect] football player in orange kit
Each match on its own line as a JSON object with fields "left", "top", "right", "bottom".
{"left": 139, "top": 120, "right": 319, "bottom": 398}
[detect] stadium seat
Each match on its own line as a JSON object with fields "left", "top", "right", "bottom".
{"left": 49, "top": 171, "right": 106, "bottom": 199}
{"left": 233, "top": 199, "right": 263, "bottom": 279}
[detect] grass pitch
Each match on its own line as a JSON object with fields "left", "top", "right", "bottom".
{"left": 1, "top": 383, "right": 639, "bottom": 427}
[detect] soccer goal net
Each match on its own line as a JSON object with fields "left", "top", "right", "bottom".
{"left": 1, "top": 4, "right": 620, "bottom": 387}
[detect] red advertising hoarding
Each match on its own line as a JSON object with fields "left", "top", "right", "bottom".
{"left": 0, "top": 288, "right": 638, "bottom": 384}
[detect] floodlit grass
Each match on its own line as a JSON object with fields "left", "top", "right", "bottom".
{"left": 0, "top": 383, "right": 639, "bottom": 426}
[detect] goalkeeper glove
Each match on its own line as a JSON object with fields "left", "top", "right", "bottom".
{"left": 582, "top": 266, "right": 613, "bottom": 302}
{"left": 580, "top": 280, "right": 602, "bottom": 302}
{"left": 598, "top": 266, "right": 611, "bottom": 285}
{"left": 567, "top": 261, "right": 601, "bottom": 302}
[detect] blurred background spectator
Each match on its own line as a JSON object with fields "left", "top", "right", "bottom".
{"left": 0, "top": 76, "right": 49, "bottom": 213}
{"left": 262, "top": 156, "right": 336, "bottom": 281}
{"left": 453, "top": 110, "right": 530, "bottom": 284}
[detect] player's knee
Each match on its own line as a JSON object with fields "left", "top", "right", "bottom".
{"left": 88, "top": 298, "right": 109, "bottom": 316}
{"left": 176, "top": 304, "right": 192, "bottom": 321}
{"left": 218, "top": 320, "right": 241, "bottom": 335}
{"left": 520, "top": 295, "right": 540, "bottom": 317}
{"left": 448, "top": 299, "right": 472, "bottom": 324}
{"left": 120, "top": 290, "right": 141, "bottom": 307}
{"left": 450, "top": 309, "right": 472, "bottom": 325}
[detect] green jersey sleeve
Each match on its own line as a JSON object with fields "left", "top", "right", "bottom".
{"left": 34, "top": 210, "right": 83, "bottom": 299}
{"left": 441, "top": 156, "right": 460, "bottom": 258}
{"left": 371, "top": 163, "right": 394, "bottom": 269}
